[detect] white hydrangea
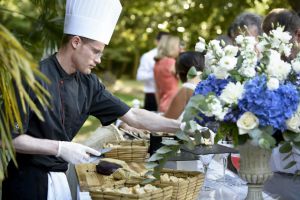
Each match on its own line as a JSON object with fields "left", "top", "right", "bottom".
{"left": 220, "top": 82, "right": 244, "bottom": 104}
{"left": 267, "top": 77, "right": 280, "bottom": 90}
{"left": 238, "top": 67, "right": 256, "bottom": 78}
{"left": 201, "top": 96, "right": 228, "bottom": 121}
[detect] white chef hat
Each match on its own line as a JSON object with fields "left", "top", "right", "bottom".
{"left": 64, "top": 0, "right": 122, "bottom": 45}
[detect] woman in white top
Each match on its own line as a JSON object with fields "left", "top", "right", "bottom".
{"left": 164, "top": 51, "right": 205, "bottom": 119}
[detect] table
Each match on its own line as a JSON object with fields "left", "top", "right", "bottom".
{"left": 175, "top": 155, "right": 278, "bottom": 200}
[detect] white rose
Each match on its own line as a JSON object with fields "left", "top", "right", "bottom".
{"left": 212, "top": 66, "right": 230, "bottom": 79}
{"left": 237, "top": 112, "right": 259, "bottom": 135}
{"left": 195, "top": 41, "right": 206, "bottom": 52}
{"left": 220, "top": 82, "right": 244, "bottom": 104}
{"left": 267, "top": 77, "right": 280, "bottom": 90}
{"left": 218, "top": 56, "right": 237, "bottom": 71}
{"left": 292, "top": 60, "right": 300, "bottom": 73}
{"left": 224, "top": 45, "right": 238, "bottom": 57}
{"left": 286, "top": 115, "right": 300, "bottom": 133}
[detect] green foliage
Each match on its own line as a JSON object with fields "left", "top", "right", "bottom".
{"left": 279, "top": 142, "right": 292, "bottom": 153}
{"left": 0, "top": 0, "right": 292, "bottom": 78}
{"left": 187, "top": 66, "right": 198, "bottom": 80}
{"left": 0, "top": 24, "right": 50, "bottom": 173}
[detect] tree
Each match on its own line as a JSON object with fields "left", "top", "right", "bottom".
{"left": 0, "top": 0, "right": 292, "bottom": 79}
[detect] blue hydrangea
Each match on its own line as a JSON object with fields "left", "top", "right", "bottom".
{"left": 224, "top": 107, "right": 242, "bottom": 123}
{"left": 194, "top": 75, "right": 230, "bottom": 96}
{"left": 238, "top": 75, "right": 299, "bottom": 131}
{"left": 295, "top": 73, "right": 300, "bottom": 87}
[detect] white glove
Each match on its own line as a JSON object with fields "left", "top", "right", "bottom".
{"left": 56, "top": 141, "right": 101, "bottom": 164}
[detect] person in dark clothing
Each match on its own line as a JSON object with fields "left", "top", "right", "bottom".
{"left": 2, "top": 0, "right": 181, "bottom": 199}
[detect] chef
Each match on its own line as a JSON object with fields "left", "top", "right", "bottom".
{"left": 2, "top": 0, "right": 181, "bottom": 199}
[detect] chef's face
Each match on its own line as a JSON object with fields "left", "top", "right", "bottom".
{"left": 73, "top": 36, "right": 105, "bottom": 74}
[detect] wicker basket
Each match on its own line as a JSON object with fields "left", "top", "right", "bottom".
{"left": 156, "top": 169, "right": 205, "bottom": 200}
{"left": 104, "top": 140, "right": 149, "bottom": 162}
{"left": 90, "top": 180, "right": 173, "bottom": 200}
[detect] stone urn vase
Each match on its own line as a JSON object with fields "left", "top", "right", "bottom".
{"left": 238, "top": 140, "right": 273, "bottom": 200}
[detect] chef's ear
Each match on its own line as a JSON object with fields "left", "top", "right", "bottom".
{"left": 70, "top": 36, "right": 82, "bottom": 49}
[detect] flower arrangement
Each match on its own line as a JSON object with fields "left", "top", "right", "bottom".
{"left": 188, "top": 27, "right": 300, "bottom": 168}
{"left": 145, "top": 27, "right": 300, "bottom": 181}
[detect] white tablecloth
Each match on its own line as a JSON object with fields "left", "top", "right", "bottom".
{"left": 175, "top": 153, "right": 279, "bottom": 200}
{"left": 194, "top": 156, "right": 278, "bottom": 200}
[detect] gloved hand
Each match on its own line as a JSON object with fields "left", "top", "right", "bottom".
{"left": 56, "top": 141, "right": 101, "bottom": 164}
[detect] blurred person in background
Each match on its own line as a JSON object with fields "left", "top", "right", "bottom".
{"left": 261, "top": 8, "right": 300, "bottom": 200}
{"left": 136, "top": 31, "right": 169, "bottom": 111}
{"left": 164, "top": 51, "right": 205, "bottom": 119}
{"left": 231, "top": 12, "right": 263, "bottom": 39}
{"left": 154, "top": 35, "right": 181, "bottom": 113}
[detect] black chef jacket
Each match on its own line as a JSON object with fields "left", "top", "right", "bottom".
{"left": 2, "top": 54, "right": 130, "bottom": 200}
{"left": 14, "top": 53, "right": 130, "bottom": 171}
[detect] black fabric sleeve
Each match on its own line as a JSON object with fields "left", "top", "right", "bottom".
{"left": 8, "top": 82, "right": 35, "bottom": 139}
{"left": 89, "top": 75, "right": 130, "bottom": 126}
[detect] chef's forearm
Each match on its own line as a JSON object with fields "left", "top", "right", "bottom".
{"left": 121, "top": 108, "right": 180, "bottom": 133}
{"left": 12, "top": 134, "right": 59, "bottom": 156}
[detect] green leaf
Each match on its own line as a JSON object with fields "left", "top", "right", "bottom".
{"left": 194, "top": 133, "right": 202, "bottom": 145}
{"left": 148, "top": 153, "right": 164, "bottom": 162}
{"left": 184, "top": 139, "right": 195, "bottom": 150}
{"left": 293, "top": 134, "right": 300, "bottom": 142}
{"left": 142, "top": 178, "right": 156, "bottom": 184}
{"left": 202, "top": 129, "right": 211, "bottom": 139}
{"left": 161, "top": 139, "right": 179, "bottom": 146}
{"left": 144, "top": 170, "right": 154, "bottom": 176}
{"left": 260, "top": 126, "right": 273, "bottom": 135}
{"left": 293, "top": 141, "right": 300, "bottom": 150}
{"left": 176, "top": 131, "right": 191, "bottom": 142}
{"left": 187, "top": 66, "right": 198, "bottom": 80}
{"left": 284, "top": 161, "right": 296, "bottom": 169}
{"left": 282, "top": 152, "right": 292, "bottom": 161}
{"left": 295, "top": 170, "right": 300, "bottom": 176}
{"left": 283, "top": 131, "right": 299, "bottom": 141}
{"left": 145, "top": 162, "right": 158, "bottom": 169}
{"left": 156, "top": 146, "right": 173, "bottom": 154}
{"left": 279, "top": 142, "right": 292, "bottom": 153}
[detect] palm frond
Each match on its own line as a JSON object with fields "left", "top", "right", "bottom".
{"left": 0, "top": 23, "right": 50, "bottom": 174}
